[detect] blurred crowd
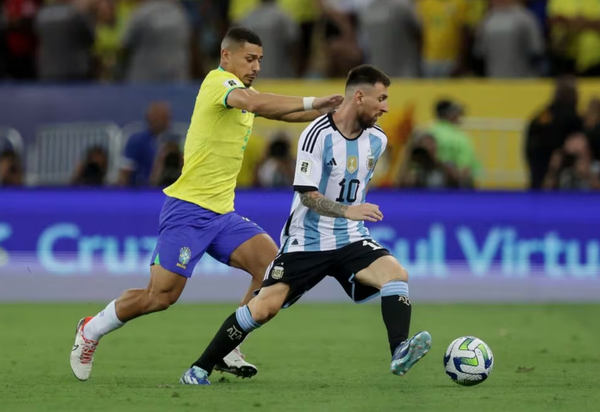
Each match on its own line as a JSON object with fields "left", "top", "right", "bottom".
{"left": 2, "top": 0, "right": 600, "bottom": 192}
{"left": 4, "top": 0, "right": 600, "bottom": 82}
{"left": 3, "top": 75, "right": 600, "bottom": 191}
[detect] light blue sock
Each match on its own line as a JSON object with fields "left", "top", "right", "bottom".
{"left": 235, "top": 305, "right": 261, "bottom": 333}
{"left": 381, "top": 280, "right": 409, "bottom": 298}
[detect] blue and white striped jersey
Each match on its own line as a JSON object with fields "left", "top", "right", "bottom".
{"left": 280, "top": 113, "right": 388, "bottom": 253}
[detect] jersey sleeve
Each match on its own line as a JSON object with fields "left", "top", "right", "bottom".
{"left": 293, "top": 123, "right": 324, "bottom": 192}
{"left": 205, "top": 72, "right": 247, "bottom": 109}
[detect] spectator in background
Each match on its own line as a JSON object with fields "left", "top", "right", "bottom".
{"left": 92, "top": 0, "right": 118, "bottom": 81}
{"left": 2, "top": 0, "right": 40, "bottom": 80}
{"left": 118, "top": 101, "right": 174, "bottom": 187}
{"left": 150, "top": 140, "right": 183, "bottom": 187}
{"left": 525, "top": 75, "right": 582, "bottom": 189}
{"left": 359, "top": 0, "right": 421, "bottom": 78}
{"left": 474, "top": 0, "right": 545, "bottom": 78}
{"left": 230, "top": 0, "right": 319, "bottom": 78}
{"left": 548, "top": 0, "right": 600, "bottom": 76}
{"left": 92, "top": 0, "right": 135, "bottom": 81}
{"left": 417, "top": 0, "right": 469, "bottom": 78}
{"left": 583, "top": 98, "right": 600, "bottom": 161}
{"left": 319, "top": 0, "right": 364, "bottom": 78}
{"left": 72, "top": 145, "right": 109, "bottom": 186}
{"left": 35, "top": 0, "right": 95, "bottom": 81}
{"left": 239, "top": 0, "right": 298, "bottom": 78}
{"left": 0, "top": 149, "right": 24, "bottom": 186}
{"left": 428, "top": 99, "right": 479, "bottom": 187}
{"left": 399, "top": 131, "right": 460, "bottom": 189}
{"left": 255, "top": 134, "right": 295, "bottom": 188}
{"left": 542, "top": 133, "right": 600, "bottom": 190}
{"left": 120, "top": 0, "right": 190, "bottom": 83}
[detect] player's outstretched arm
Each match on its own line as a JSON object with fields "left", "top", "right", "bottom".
{"left": 299, "top": 190, "right": 384, "bottom": 222}
{"left": 227, "top": 88, "right": 342, "bottom": 119}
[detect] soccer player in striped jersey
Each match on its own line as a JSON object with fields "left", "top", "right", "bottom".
{"left": 181, "top": 65, "right": 431, "bottom": 385}
{"left": 70, "top": 27, "right": 343, "bottom": 382}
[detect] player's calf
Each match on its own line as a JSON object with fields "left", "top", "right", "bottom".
{"left": 184, "top": 283, "right": 289, "bottom": 382}
{"left": 356, "top": 255, "right": 430, "bottom": 374}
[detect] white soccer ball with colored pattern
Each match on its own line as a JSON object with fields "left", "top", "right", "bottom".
{"left": 444, "top": 336, "right": 494, "bottom": 386}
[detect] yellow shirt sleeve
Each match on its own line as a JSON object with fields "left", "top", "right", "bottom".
{"left": 205, "top": 70, "right": 247, "bottom": 109}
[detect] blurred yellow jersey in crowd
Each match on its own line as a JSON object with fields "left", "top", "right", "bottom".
{"left": 229, "top": 0, "right": 319, "bottom": 24}
{"left": 163, "top": 68, "right": 254, "bottom": 214}
{"left": 417, "top": 0, "right": 469, "bottom": 62}
{"left": 548, "top": 0, "right": 600, "bottom": 72}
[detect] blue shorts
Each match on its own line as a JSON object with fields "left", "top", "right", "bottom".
{"left": 150, "top": 196, "right": 266, "bottom": 278}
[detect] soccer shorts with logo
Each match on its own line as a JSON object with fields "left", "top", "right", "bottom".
{"left": 150, "top": 196, "right": 266, "bottom": 278}
{"left": 262, "top": 239, "right": 391, "bottom": 308}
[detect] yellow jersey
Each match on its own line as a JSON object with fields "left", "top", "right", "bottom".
{"left": 417, "top": 0, "right": 469, "bottom": 62}
{"left": 548, "top": 0, "right": 600, "bottom": 72}
{"left": 163, "top": 68, "right": 254, "bottom": 214}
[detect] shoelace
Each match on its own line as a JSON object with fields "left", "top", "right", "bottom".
{"left": 79, "top": 335, "right": 99, "bottom": 365}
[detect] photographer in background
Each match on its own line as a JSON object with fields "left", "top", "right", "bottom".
{"left": 149, "top": 140, "right": 183, "bottom": 187}
{"left": 255, "top": 133, "right": 295, "bottom": 188}
{"left": 0, "top": 149, "right": 24, "bottom": 186}
{"left": 72, "top": 145, "right": 109, "bottom": 186}
{"left": 428, "top": 99, "right": 480, "bottom": 188}
{"left": 542, "top": 133, "right": 600, "bottom": 190}
{"left": 399, "top": 131, "right": 460, "bottom": 189}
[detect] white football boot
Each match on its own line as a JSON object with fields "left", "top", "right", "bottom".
{"left": 70, "top": 317, "right": 99, "bottom": 381}
{"left": 214, "top": 346, "right": 258, "bottom": 378}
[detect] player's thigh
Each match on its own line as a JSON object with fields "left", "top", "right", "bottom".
{"left": 354, "top": 255, "right": 408, "bottom": 289}
{"left": 261, "top": 250, "right": 334, "bottom": 309}
{"left": 330, "top": 268, "right": 380, "bottom": 304}
{"left": 150, "top": 196, "right": 219, "bottom": 279}
{"left": 208, "top": 213, "right": 277, "bottom": 277}
{"left": 337, "top": 239, "right": 401, "bottom": 289}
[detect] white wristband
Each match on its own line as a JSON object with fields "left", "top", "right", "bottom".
{"left": 303, "top": 97, "right": 316, "bottom": 111}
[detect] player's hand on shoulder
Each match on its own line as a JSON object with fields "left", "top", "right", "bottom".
{"left": 345, "top": 203, "right": 383, "bottom": 222}
{"left": 314, "top": 94, "right": 344, "bottom": 114}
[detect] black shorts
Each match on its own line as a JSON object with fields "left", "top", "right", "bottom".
{"left": 262, "top": 239, "right": 391, "bottom": 308}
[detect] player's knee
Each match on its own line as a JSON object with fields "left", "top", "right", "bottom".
{"left": 381, "top": 265, "right": 409, "bottom": 285}
{"left": 249, "top": 300, "right": 281, "bottom": 324}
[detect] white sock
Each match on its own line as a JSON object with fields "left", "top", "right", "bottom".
{"left": 83, "top": 300, "right": 125, "bottom": 341}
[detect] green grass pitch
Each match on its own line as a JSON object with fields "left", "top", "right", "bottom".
{"left": 1, "top": 303, "right": 598, "bottom": 411}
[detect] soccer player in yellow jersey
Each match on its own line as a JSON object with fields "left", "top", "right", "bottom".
{"left": 70, "top": 27, "right": 343, "bottom": 382}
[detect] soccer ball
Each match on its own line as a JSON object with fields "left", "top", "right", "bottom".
{"left": 444, "top": 336, "right": 494, "bottom": 386}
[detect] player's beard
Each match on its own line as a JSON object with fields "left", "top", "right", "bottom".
{"left": 358, "top": 113, "right": 377, "bottom": 129}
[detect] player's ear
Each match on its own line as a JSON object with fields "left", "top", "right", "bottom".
{"left": 221, "top": 48, "right": 230, "bottom": 63}
{"left": 355, "top": 89, "right": 365, "bottom": 105}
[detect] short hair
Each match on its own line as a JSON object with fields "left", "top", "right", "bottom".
{"left": 345, "top": 65, "right": 391, "bottom": 90}
{"left": 222, "top": 27, "right": 262, "bottom": 49}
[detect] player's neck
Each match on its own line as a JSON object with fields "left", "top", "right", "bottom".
{"left": 331, "top": 107, "right": 363, "bottom": 140}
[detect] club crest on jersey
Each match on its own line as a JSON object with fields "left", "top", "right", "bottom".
{"left": 347, "top": 156, "right": 358, "bottom": 173}
{"left": 271, "top": 266, "right": 284, "bottom": 280}
{"left": 177, "top": 247, "right": 191, "bottom": 269}
{"left": 367, "top": 155, "right": 375, "bottom": 170}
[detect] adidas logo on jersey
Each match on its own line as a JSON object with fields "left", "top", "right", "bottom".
{"left": 326, "top": 158, "right": 337, "bottom": 166}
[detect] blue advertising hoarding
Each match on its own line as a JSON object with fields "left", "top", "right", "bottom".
{"left": 1, "top": 189, "right": 599, "bottom": 302}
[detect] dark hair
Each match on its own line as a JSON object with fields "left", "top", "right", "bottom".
{"left": 268, "top": 138, "right": 290, "bottom": 159}
{"left": 435, "top": 99, "right": 463, "bottom": 119}
{"left": 345, "top": 65, "right": 391, "bottom": 90}
{"left": 224, "top": 27, "right": 262, "bottom": 47}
